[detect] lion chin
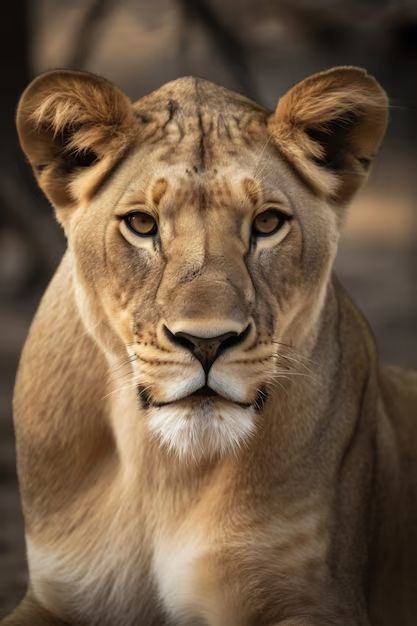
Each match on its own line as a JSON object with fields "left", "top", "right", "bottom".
{"left": 147, "top": 394, "right": 257, "bottom": 461}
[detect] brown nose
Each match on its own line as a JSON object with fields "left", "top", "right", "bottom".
{"left": 164, "top": 325, "right": 250, "bottom": 374}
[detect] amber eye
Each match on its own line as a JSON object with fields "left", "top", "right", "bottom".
{"left": 124, "top": 212, "right": 157, "bottom": 237}
{"left": 252, "top": 208, "right": 291, "bottom": 237}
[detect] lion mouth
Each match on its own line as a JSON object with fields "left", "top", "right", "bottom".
{"left": 189, "top": 385, "right": 218, "bottom": 398}
{"left": 138, "top": 384, "right": 266, "bottom": 410}
{"left": 138, "top": 384, "right": 222, "bottom": 408}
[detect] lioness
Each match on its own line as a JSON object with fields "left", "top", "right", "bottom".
{"left": 2, "top": 66, "right": 417, "bottom": 626}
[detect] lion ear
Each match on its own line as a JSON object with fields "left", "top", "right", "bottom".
{"left": 268, "top": 67, "right": 388, "bottom": 204}
{"left": 16, "top": 70, "right": 138, "bottom": 211}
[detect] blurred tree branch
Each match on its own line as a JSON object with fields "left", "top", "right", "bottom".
{"left": 177, "top": 0, "right": 257, "bottom": 98}
{"left": 67, "top": 0, "right": 117, "bottom": 70}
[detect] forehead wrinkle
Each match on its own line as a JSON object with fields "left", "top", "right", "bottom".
{"left": 196, "top": 181, "right": 208, "bottom": 212}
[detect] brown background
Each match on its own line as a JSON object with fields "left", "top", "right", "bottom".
{"left": 0, "top": 0, "right": 416, "bottom": 616}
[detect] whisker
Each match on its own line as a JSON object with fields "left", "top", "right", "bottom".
{"left": 102, "top": 381, "right": 140, "bottom": 401}
{"left": 273, "top": 355, "right": 317, "bottom": 380}
{"left": 274, "top": 354, "right": 315, "bottom": 377}
{"left": 109, "top": 354, "right": 138, "bottom": 374}
{"left": 274, "top": 350, "right": 312, "bottom": 364}
{"left": 265, "top": 375, "right": 290, "bottom": 398}
{"left": 270, "top": 340, "right": 316, "bottom": 360}
{"left": 136, "top": 355, "right": 193, "bottom": 367}
{"left": 276, "top": 370, "right": 314, "bottom": 380}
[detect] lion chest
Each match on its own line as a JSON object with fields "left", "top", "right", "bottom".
{"left": 153, "top": 530, "right": 210, "bottom": 624}
{"left": 153, "top": 530, "right": 246, "bottom": 626}
{"left": 151, "top": 510, "right": 329, "bottom": 626}
{"left": 27, "top": 524, "right": 163, "bottom": 626}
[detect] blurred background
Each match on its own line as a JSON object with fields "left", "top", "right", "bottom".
{"left": 0, "top": 0, "right": 416, "bottom": 615}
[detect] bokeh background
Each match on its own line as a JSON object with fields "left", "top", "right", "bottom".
{"left": 1, "top": 0, "right": 416, "bottom": 616}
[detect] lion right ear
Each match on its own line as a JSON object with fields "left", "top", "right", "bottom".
{"left": 268, "top": 67, "right": 388, "bottom": 205}
{"left": 16, "top": 70, "right": 138, "bottom": 211}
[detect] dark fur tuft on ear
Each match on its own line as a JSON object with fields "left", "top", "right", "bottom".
{"left": 268, "top": 67, "right": 388, "bottom": 204}
{"left": 16, "top": 70, "right": 137, "bottom": 209}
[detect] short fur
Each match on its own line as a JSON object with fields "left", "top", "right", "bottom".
{"left": 2, "top": 67, "right": 417, "bottom": 626}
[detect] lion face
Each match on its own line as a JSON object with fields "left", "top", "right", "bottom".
{"left": 67, "top": 112, "right": 338, "bottom": 460}
{"left": 17, "top": 70, "right": 388, "bottom": 460}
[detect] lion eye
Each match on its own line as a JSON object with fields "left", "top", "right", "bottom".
{"left": 125, "top": 212, "right": 157, "bottom": 237}
{"left": 252, "top": 209, "right": 290, "bottom": 237}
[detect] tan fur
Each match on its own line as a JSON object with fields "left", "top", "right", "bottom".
{"left": 268, "top": 67, "right": 388, "bottom": 203}
{"left": 2, "top": 67, "right": 417, "bottom": 626}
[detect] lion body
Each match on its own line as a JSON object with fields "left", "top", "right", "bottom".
{"left": 2, "top": 69, "right": 417, "bottom": 625}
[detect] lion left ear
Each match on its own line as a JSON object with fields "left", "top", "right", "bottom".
{"left": 268, "top": 66, "right": 388, "bottom": 204}
{"left": 16, "top": 70, "right": 138, "bottom": 212}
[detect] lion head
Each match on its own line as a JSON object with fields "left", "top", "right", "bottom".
{"left": 17, "top": 68, "right": 388, "bottom": 460}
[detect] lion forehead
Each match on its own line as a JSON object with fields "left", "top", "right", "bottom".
{"left": 130, "top": 77, "right": 269, "bottom": 170}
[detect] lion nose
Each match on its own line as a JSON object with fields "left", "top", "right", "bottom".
{"left": 164, "top": 325, "right": 250, "bottom": 374}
